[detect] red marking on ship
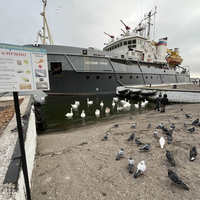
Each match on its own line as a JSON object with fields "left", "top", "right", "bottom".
{"left": 158, "top": 41, "right": 167, "bottom": 46}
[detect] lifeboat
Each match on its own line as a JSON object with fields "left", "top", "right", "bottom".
{"left": 166, "top": 56, "right": 183, "bottom": 66}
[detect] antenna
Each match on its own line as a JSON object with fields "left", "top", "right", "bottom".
{"left": 121, "top": 29, "right": 126, "bottom": 34}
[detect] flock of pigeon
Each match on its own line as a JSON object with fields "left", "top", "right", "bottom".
{"left": 101, "top": 112, "right": 199, "bottom": 190}
{"left": 65, "top": 97, "right": 148, "bottom": 119}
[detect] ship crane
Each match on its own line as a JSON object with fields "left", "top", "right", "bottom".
{"left": 120, "top": 20, "right": 131, "bottom": 31}
{"left": 104, "top": 32, "right": 115, "bottom": 42}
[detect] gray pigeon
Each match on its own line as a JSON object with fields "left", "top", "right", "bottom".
{"left": 170, "top": 123, "right": 175, "bottom": 130}
{"left": 127, "top": 133, "right": 135, "bottom": 141}
{"left": 195, "top": 122, "right": 200, "bottom": 126}
{"left": 128, "top": 157, "right": 134, "bottom": 174}
{"left": 131, "top": 123, "right": 137, "bottom": 128}
{"left": 165, "top": 129, "right": 173, "bottom": 136}
{"left": 192, "top": 118, "right": 199, "bottom": 125}
{"left": 114, "top": 124, "right": 119, "bottom": 127}
{"left": 139, "top": 143, "right": 151, "bottom": 151}
{"left": 162, "top": 126, "right": 169, "bottom": 133}
{"left": 134, "top": 160, "right": 146, "bottom": 178}
{"left": 167, "top": 135, "right": 173, "bottom": 144}
{"left": 183, "top": 122, "right": 188, "bottom": 127}
{"left": 166, "top": 150, "right": 176, "bottom": 166}
{"left": 156, "top": 123, "right": 164, "bottom": 129}
{"left": 135, "top": 138, "right": 143, "bottom": 146}
{"left": 11, "top": 122, "right": 26, "bottom": 132}
{"left": 187, "top": 127, "right": 195, "bottom": 133}
{"left": 147, "top": 123, "right": 151, "bottom": 129}
{"left": 173, "top": 115, "right": 179, "bottom": 119}
{"left": 116, "top": 148, "right": 124, "bottom": 161}
{"left": 185, "top": 114, "right": 191, "bottom": 118}
{"left": 168, "top": 169, "right": 189, "bottom": 190}
{"left": 154, "top": 130, "right": 158, "bottom": 137}
{"left": 102, "top": 133, "right": 108, "bottom": 141}
{"left": 190, "top": 147, "right": 197, "bottom": 161}
{"left": 129, "top": 116, "right": 132, "bottom": 119}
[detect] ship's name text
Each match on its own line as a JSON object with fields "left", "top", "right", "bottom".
{"left": 85, "top": 61, "right": 107, "bottom": 65}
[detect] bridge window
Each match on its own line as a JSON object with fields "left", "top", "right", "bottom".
{"left": 51, "top": 62, "right": 62, "bottom": 75}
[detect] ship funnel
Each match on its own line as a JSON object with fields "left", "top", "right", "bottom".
{"left": 156, "top": 38, "right": 167, "bottom": 61}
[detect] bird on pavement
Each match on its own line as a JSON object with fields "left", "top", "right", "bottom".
{"left": 128, "top": 157, "right": 134, "bottom": 174}
{"left": 192, "top": 118, "right": 199, "bottom": 125}
{"left": 190, "top": 147, "right": 197, "bottom": 161}
{"left": 127, "top": 133, "right": 135, "bottom": 141}
{"left": 185, "top": 114, "right": 191, "bottom": 118}
{"left": 102, "top": 133, "right": 108, "bottom": 141}
{"left": 134, "top": 160, "right": 146, "bottom": 178}
{"left": 131, "top": 123, "right": 137, "bottom": 128}
{"left": 173, "top": 115, "right": 179, "bottom": 119}
{"left": 135, "top": 138, "right": 143, "bottom": 146}
{"left": 156, "top": 123, "right": 164, "bottom": 129}
{"left": 116, "top": 148, "right": 124, "bottom": 161}
{"left": 183, "top": 122, "right": 188, "bottom": 127}
{"left": 166, "top": 150, "right": 176, "bottom": 166}
{"left": 139, "top": 143, "right": 151, "bottom": 151}
{"left": 167, "top": 135, "right": 173, "bottom": 144}
{"left": 170, "top": 123, "right": 175, "bottom": 130}
{"left": 159, "top": 137, "right": 165, "bottom": 148}
{"left": 187, "top": 127, "right": 195, "bottom": 133}
{"left": 168, "top": 169, "right": 189, "bottom": 190}
{"left": 154, "top": 130, "right": 158, "bottom": 137}
{"left": 147, "top": 123, "right": 151, "bottom": 129}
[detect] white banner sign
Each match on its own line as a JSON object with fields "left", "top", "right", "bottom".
{"left": 0, "top": 43, "right": 50, "bottom": 92}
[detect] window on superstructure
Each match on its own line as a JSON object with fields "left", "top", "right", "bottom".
{"left": 148, "top": 55, "right": 151, "bottom": 58}
{"left": 115, "top": 45, "right": 117, "bottom": 49}
{"left": 120, "top": 42, "right": 122, "bottom": 46}
{"left": 117, "top": 43, "right": 119, "bottom": 47}
{"left": 132, "top": 45, "right": 136, "bottom": 48}
{"left": 51, "top": 62, "right": 62, "bottom": 75}
{"left": 148, "top": 66, "right": 150, "bottom": 68}
{"left": 124, "top": 41, "right": 127, "bottom": 45}
{"left": 128, "top": 40, "right": 131, "bottom": 44}
{"left": 132, "top": 39, "right": 136, "bottom": 44}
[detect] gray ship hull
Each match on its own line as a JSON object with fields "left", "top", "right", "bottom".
{"left": 25, "top": 44, "right": 190, "bottom": 95}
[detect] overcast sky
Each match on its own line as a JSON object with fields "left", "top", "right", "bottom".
{"left": 0, "top": 0, "right": 200, "bottom": 78}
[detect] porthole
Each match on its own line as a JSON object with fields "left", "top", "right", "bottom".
{"left": 96, "top": 76, "right": 99, "bottom": 79}
{"left": 146, "top": 76, "right": 148, "bottom": 79}
{"left": 151, "top": 76, "right": 153, "bottom": 79}
{"left": 136, "top": 76, "right": 139, "bottom": 79}
{"left": 86, "top": 76, "right": 89, "bottom": 79}
{"left": 109, "top": 76, "right": 112, "bottom": 79}
{"left": 120, "top": 76, "right": 123, "bottom": 79}
{"left": 130, "top": 76, "right": 132, "bottom": 79}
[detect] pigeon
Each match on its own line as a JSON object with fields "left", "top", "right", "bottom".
{"left": 21, "top": 113, "right": 30, "bottom": 120}
{"left": 154, "top": 130, "right": 158, "bottom": 137}
{"left": 173, "top": 115, "right": 179, "bottom": 119}
{"left": 11, "top": 122, "right": 26, "bottom": 132}
{"left": 185, "top": 114, "right": 191, "bottom": 118}
{"left": 196, "top": 122, "right": 200, "bottom": 126}
{"left": 192, "top": 118, "right": 199, "bottom": 125}
{"left": 167, "top": 135, "right": 173, "bottom": 144}
{"left": 128, "top": 157, "right": 134, "bottom": 174}
{"left": 162, "top": 126, "right": 169, "bottom": 133}
{"left": 129, "top": 116, "right": 133, "bottom": 119}
{"left": 134, "top": 160, "right": 146, "bottom": 178}
{"left": 168, "top": 169, "right": 189, "bottom": 190}
{"left": 139, "top": 143, "right": 151, "bottom": 151}
{"left": 165, "top": 129, "right": 173, "bottom": 136}
{"left": 135, "top": 138, "right": 143, "bottom": 146}
{"left": 147, "top": 123, "right": 151, "bottom": 129}
{"left": 166, "top": 150, "right": 176, "bottom": 166}
{"left": 156, "top": 123, "right": 164, "bottom": 129}
{"left": 170, "top": 123, "right": 175, "bottom": 130}
{"left": 102, "top": 133, "right": 108, "bottom": 141}
{"left": 116, "top": 148, "right": 124, "bottom": 161}
{"left": 187, "top": 127, "right": 195, "bottom": 133}
{"left": 113, "top": 124, "right": 119, "bottom": 127}
{"left": 183, "top": 122, "right": 188, "bottom": 127}
{"left": 190, "top": 147, "right": 197, "bottom": 161}
{"left": 131, "top": 123, "right": 137, "bottom": 128}
{"left": 127, "top": 133, "right": 135, "bottom": 141}
{"left": 159, "top": 137, "right": 165, "bottom": 148}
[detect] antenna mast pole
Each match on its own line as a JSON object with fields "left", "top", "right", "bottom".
{"left": 42, "top": 0, "right": 46, "bottom": 44}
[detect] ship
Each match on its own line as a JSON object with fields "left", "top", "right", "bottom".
{"left": 25, "top": 1, "right": 190, "bottom": 96}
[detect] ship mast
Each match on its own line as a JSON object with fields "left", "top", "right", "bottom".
{"left": 40, "top": 0, "right": 54, "bottom": 45}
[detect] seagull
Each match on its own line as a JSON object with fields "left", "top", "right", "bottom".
{"left": 183, "top": 122, "right": 188, "bottom": 127}
{"left": 131, "top": 123, "right": 137, "bottom": 128}
{"left": 128, "top": 157, "right": 134, "bottom": 174}
{"left": 156, "top": 123, "right": 164, "bottom": 129}
{"left": 135, "top": 138, "right": 143, "bottom": 146}
{"left": 139, "top": 143, "right": 151, "bottom": 151}
{"left": 116, "top": 148, "right": 124, "bottom": 161}
{"left": 134, "top": 160, "right": 146, "bottom": 178}
{"left": 100, "top": 101, "right": 104, "bottom": 107}
{"left": 81, "top": 110, "right": 86, "bottom": 118}
{"left": 187, "top": 127, "right": 195, "bottom": 133}
{"left": 65, "top": 108, "right": 73, "bottom": 118}
{"left": 168, "top": 169, "right": 189, "bottom": 190}
{"left": 190, "top": 147, "right": 197, "bottom": 161}
{"left": 147, "top": 123, "right": 151, "bottom": 129}
{"left": 170, "top": 123, "right": 175, "bottom": 130}
{"left": 87, "top": 98, "right": 93, "bottom": 105}
{"left": 105, "top": 107, "right": 110, "bottom": 114}
{"left": 185, "top": 114, "right": 191, "bottom": 118}
{"left": 166, "top": 150, "right": 176, "bottom": 166}
{"left": 173, "top": 115, "right": 179, "bottom": 119}
{"left": 167, "top": 135, "right": 173, "bottom": 144}
{"left": 154, "top": 130, "right": 158, "bottom": 137}
{"left": 192, "top": 118, "right": 199, "bottom": 125}
{"left": 127, "top": 133, "right": 135, "bottom": 141}
{"left": 102, "top": 133, "right": 108, "bottom": 141}
{"left": 159, "top": 137, "right": 165, "bottom": 148}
